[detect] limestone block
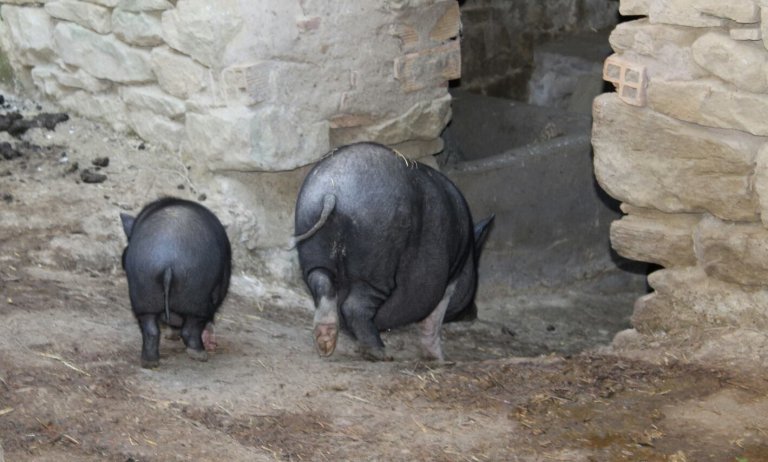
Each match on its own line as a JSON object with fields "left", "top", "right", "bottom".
{"left": 648, "top": 78, "right": 768, "bottom": 137}
{"left": 393, "top": 40, "right": 461, "bottom": 93}
{"left": 429, "top": 1, "right": 460, "bottom": 43}
{"left": 1, "top": 0, "right": 54, "bottom": 4}
{"left": 161, "top": 0, "right": 243, "bottom": 68}
{"left": 692, "top": 32, "right": 768, "bottom": 93}
{"left": 620, "top": 0, "right": 649, "bottom": 16}
{"left": 648, "top": 0, "right": 726, "bottom": 27}
{"left": 53, "top": 22, "right": 154, "bottom": 83}
{"left": 755, "top": 144, "right": 768, "bottom": 227}
{"left": 86, "top": 0, "right": 119, "bottom": 6}
{"left": 112, "top": 8, "right": 163, "bottom": 47}
{"left": 0, "top": 5, "right": 55, "bottom": 66}
{"left": 633, "top": 267, "right": 768, "bottom": 333}
{"left": 150, "top": 46, "right": 208, "bottom": 99}
{"left": 118, "top": 0, "right": 173, "bottom": 11}
{"left": 330, "top": 94, "right": 451, "bottom": 148}
{"left": 694, "top": 0, "right": 759, "bottom": 23}
{"left": 119, "top": 85, "right": 185, "bottom": 118}
{"left": 610, "top": 210, "right": 699, "bottom": 267}
{"left": 609, "top": 19, "right": 706, "bottom": 80}
{"left": 389, "top": 0, "right": 459, "bottom": 52}
{"left": 31, "top": 66, "right": 70, "bottom": 99}
{"left": 45, "top": 0, "right": 112, "bottom": 34}
{"left": 592, "top": 93, "right": 761, "bottom": 222}
{"left": 761, "top": 6, "right": 768, "bottom": 50}
{"left": 186, "top": 105, "right": 330, "bottom": 172}
{"left": 695, "top": 215, "right": 768, "bottom": 286}
{"left": 31, "top": 65, "right": 110, "bottom": 99}
{"left": 59, "top": 90, "right": 129, "bottom": 132}
{"left": 127, "top": 110, "right": 184, "bottom": 151}
{"left": 731, "top": 23, "right": 762, "bottom": 41}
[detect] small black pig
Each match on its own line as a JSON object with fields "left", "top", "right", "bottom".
{"left": 120, "top": 197, "right": 231, "bottom": 368}
{"left": 294, "top": 142, "right": 493, "bottom": 361}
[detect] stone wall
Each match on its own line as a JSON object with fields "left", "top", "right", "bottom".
{"left": 0, "top": 0, "right": 460, "bottom": 171}
{"left": 0, "top": 0, "right": 462, "bottom": 280}
{"left": 459, "top": 0, "right": 619, "bottom": 100}
{"left": 593, "top": 0, "right": 768, "bottom": 355}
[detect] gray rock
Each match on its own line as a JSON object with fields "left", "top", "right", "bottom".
{"left": 53, "top": 22, "right": 154, "bottom": 83}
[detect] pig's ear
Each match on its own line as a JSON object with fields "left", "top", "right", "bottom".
{"left": 120, "top": 213, "right": 136, "bottom": 238}
{"left": 473, "top": 214, "right": 495, "bottom": 255}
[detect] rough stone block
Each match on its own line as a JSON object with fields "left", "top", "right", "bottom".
{"left": 429, "top": 1, "right": 460, "bottom": 43}
{"left": 330, "top": 94, "right": 451, "bottom": 148}
{"left": 0, "top": 5, "right": 56, "bottom": 66}
{"left": 755, "top": 144, "right": 768, "bottom": 227}
{"left": 31, "top": 65, "right": 111, "bottom": 99}
{"left": 150, "top": 46, "right": 208, "bottom": 99}
{"left": 127, "top": 109, "right": 184, "bottom": 151}
{"left": 393, "top": 40, "right": 460, "bottom": 93}
{"left": 112, "top": 8, "right": 163, "bottom": 47}
{"left": 389, "top": 23, "right": 420, "bottom": 52}
{"left": 31, "top": 66, "right": 70, "bottom": 99}
{"left": 118, "top": 0, "right": 173, "bottom": 11}
{"left": 731, "top": 23, "right": 762, "bottom": 41}
{"left": 692, "top": 31, "right": 768, "bottom": 93}
{"left": 648, "top": 78, "right": 768, "bottom": 137}
{"left": 608, "top": 19, "right": 706, "bottom": 80}
{"left": 610, "top": 210, "right": 699, "bottom": 268}
{"left": 648, "top": 0, "right": 726, "bottom": 27}
{"left": 185, "top": 105, "right": 330, "bottom": 172}
{"left": 592, "top": 93, "right": 761, "bottom": 222}
{"left": 59, "top": 90, "right": 129, "bottom": 132}
{"left": 87, "top": 0, "right": 119, "bottom": 6}
{"left": 633, "top": 267, "right": 768, "bottom": 333}
{"left": 1, "top": 0, "right": 54, "bottom": 3}
{"left": 695, "top": 215, "right": 768, "bottom": 286}
{"left": 45, "top": 0, "right": 112, "bottom": 34}
{"left": 761, "top": 6, "right": 768, "bottom": 50}
{"left": 53, "top": 22, "right": 154, "bottom": 83}
{"left": 119, "top": 85, "right": 186, "bottom": 118}
{"left": 694, "top": 0, "right": 759, "bottom": 23}
{"left": 161, "top": 0, "right": 243, "bottom": 67}
{"left": 620, "top": 0, "right": 649, "bottom": 16}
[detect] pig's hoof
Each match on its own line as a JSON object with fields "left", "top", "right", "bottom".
{"left": 202, "top": 327, "right": 217, "bottom": 351}
{"left": 186, "top": 348, "right": 209, "bottom": 362}
{"left": 314, "top": 323, "right": 338, "bottom": 357}
{"left": 141, "top": 358, "right": 160, "bottom": 369}
{"left": 359, "top": 347, "right": 393, "bottom": 362}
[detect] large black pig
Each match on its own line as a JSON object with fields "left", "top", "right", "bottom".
{"left": 294, "top": 142, "right": 493, "bottom": 361}
{"left": 120, "top": 197, "right": 231, "bottom": 368}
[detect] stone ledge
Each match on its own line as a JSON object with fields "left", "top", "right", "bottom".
{"left": 633, "top": 267, "right": 768, "bottom": 334}
{"left": 610, "top": 210, "right": 699, "bottom": 267}
{"left": 593, "top": 93, "right": 761, "bottom": 222}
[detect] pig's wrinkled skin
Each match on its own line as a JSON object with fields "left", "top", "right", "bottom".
{"left": 121, "top": 197, "right": 231, "bottom": 368}
{"left": 294, "top": 142, "right": 493, "bottom": 361}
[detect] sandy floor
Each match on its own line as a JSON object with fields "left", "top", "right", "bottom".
{"left": 1, "top": 92, "right": 767, "bottom": 461}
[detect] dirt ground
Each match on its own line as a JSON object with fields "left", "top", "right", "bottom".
{"left": 1, "top": 91, "right": 768, "bottom": 462}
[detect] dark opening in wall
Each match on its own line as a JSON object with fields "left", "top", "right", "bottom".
{"left": 439, "top": 0, "right": 648, "bottom": 356}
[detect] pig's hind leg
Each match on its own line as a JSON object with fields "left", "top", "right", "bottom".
{"left": 307, "top": 269, "right": 340, "bottom": 357}
{"left": 137, "top": 314, "right": 161, "bottom": 369}
{"left": 418, "top": 281, "right": 457, "bottom": 361}
{"left": 180, "top": 316, "right": 209, "bottom": 362}
{"left": 342, "top": 282, "right": 392, "bottom": 361}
